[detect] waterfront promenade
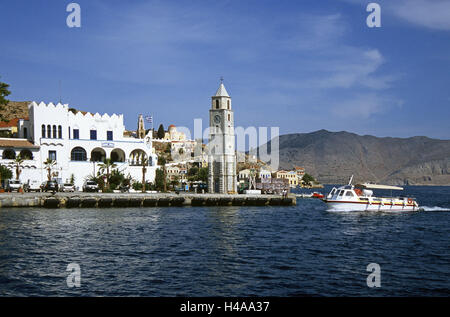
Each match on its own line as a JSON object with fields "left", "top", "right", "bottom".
{"left": 0, "top": 192, "right": 296, "bottom": 209}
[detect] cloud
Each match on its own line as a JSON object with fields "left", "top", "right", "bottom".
{"left": 389, "top": 0, "right": 450, "bottom": 31}
{"left": 330, "top": 94, "right": 403, "bottom": 119}
{"left": 343, "top": 0, "right": 450, "bottom": 31}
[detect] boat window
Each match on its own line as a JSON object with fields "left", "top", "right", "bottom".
{"left": 345, "top": 191, "right": 354, "bottom": 197}
{"left": 338, "top": 190, "right": 344, "bottom": 196}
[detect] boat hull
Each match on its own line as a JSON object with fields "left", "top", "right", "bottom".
{"left": 324, "top": 200, "right": 419, "bottom": 212}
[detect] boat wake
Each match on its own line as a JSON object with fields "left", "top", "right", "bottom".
{"left": 421, "top": 206, "right": 450, "bottom": 212}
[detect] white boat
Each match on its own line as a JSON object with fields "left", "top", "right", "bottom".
{"left": 323, "top": 176, "right": 420, "bottom": 212}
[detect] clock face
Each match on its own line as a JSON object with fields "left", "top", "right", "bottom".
{"left": 214, "top": 115, "right": 221, "bottom": 124}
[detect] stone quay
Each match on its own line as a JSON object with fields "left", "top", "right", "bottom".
{"left": 0, "top": 192, "right": 296, "bottom": 209}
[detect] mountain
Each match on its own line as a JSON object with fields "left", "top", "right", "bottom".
{"left": 259, "top": 129, "right": 450, "bottom": 185}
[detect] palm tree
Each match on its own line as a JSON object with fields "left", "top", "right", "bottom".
{"left": 141, "top": 157, "right": 148, "bottom": 193}
{"left": 0, "top": 164, "right": 13, "bottom": 190}
{"left": 98, "top": 158, "right": 117, "bottom": 190}
{"left": 44, "top": 158, "right": 56, "bottom": 181}
{"left": 14, "top": 155, "right": 24, "bottom": 180}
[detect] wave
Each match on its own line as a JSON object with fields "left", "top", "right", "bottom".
{"left": 421, "top": 206, "right": 450, "bottom": 212}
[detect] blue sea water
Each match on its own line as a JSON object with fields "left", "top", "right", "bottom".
{"left": 0, "top": 186, "right": 449, "bottom": 297}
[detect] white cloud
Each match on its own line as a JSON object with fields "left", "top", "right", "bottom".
{"left": 331, "top": 94, "right": 403, "bottom": 119}
{"left": 389, "top": 0, "right": 450, "bottom": 31}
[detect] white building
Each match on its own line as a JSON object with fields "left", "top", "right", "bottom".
{"left": 0, "top": 102, "right": 158, "bottom": 189}
{"left": 208, "top": 81, "right": 237, "bottom": 194}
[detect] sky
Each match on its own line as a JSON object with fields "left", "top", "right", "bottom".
{"left": 1, "top": 0, "right": 450, "bottom": 139}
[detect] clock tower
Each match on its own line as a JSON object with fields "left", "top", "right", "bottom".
{"left": 208, "top": 80, "right": 237, "bottom": 194}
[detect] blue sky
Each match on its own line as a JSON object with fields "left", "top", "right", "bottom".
{"left": 1, "top": 0, "right": 450, "bottom": 139}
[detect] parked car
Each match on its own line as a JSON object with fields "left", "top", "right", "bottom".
{"left": 7, "top": 180, "right": 22, "bottom": 192}
{"left": 43, "top": 180, "right": 59, "bottom": 192}
{"left": 83, "top": 180, "right": 99, "bottom": 192}
{"left": 24, "top": 180, "right": 42, "bottom": 192}
{"left": 60, "top": 183, "right": 76, "bottom": 192}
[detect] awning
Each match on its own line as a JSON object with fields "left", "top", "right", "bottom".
{"left": 356, "top": 183, "right": 404, "bottom": 191}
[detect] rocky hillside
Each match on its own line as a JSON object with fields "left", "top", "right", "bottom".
{"left": 0, "top": 101, "right": 30, "bottom": 121}
{"left": 259, "top": 129, "right": 450, "bottom": 185}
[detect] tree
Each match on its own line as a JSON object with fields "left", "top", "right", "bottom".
{"left": 302, "top": 173, "right": 315, "bottom": 187}
{"left": 14, "top": 155, "right": 24, "bottom": 180}
{"left": 44, "top": 158, "right": 56, "bottom": 181}
{"left": 171, "top": 175, "right": 180, "bottom": 190}
{"left": 158, "top": 156, "right": 167, "bottom": 192}
{"left": 155, "top": 168, "right": 165, "bottom": 191}
{"left": 98, "top": 158, "right": 117, "bottom": 190}
{"left": 157, "top": 124, "right": 165, "bottom": 139}
{"left": 0, "top": 165, "right": 13, "bottom": 189}
{"left": 69, "top": 174, "right": 75, "bottom": 185}
{"left": 198, "top": 167, "right": 208, "bottom": 182}
{"left": 0, "top": 78, "right": 11, "bottom": 121}
{"left": 187, "top": 166, "right": 199, "bottom": 181}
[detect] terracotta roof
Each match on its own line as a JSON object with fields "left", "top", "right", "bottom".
{"left": 0, "top": 118, "right": 20, "bottom": 128}
{"left": 0, "top": 139, "right": 39, "bottom": 149}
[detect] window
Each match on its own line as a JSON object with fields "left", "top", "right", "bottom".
{"left": 107, "top": 131, "right": 113, "bottom": 141}
{"left": 338, "top": 190, "right": 344, "bottom": 196}
{"left": 345, "top": 191, "right": 354, "bottom": 197}
{"left": 52, "top": 125, "right": 57, "bottom": 139}
{"left": 2, "top": 149, "right": 15, "bottom": 160}
{"left": 47, "top": 125, "right": 51, "bottom": 138}
{"left": 90, "top": 130, "right": 97, "bottom": 140}
{"left": 58, "top": 125, "right": 62, "bottom": 139}
{"left": 48, "top": 150, "right": 57, "bottom": 161}
{"left": 41, "top": 125, "right": 46, "bottom": 138}
{"left": 20, "top": 150, "right": 33, "bottom": 160}
{"left": 71, "top": 147, "right": 87, "bottom": 161}
{"left": 23, "top": 127, "right": 28, "bottom": 139}
{"left": 68, "top": 127, "right": 71, "bottom": 139}
{"left": 73, "top": 129, "right": 79, "bottom": 139}
{"left": 216, "top": 100, "right": 219, "bottom": 109}
{"left": 227, "top": 100, "right": 230, "bottom": 109}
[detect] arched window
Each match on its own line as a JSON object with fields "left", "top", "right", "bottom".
{"left": 227, "top": 100, "right": 230, "bottom": 109}
{"left": 129, "top": 149, "right": 147, "bottom": 166}
{"left": 228, "top": 114, "right": 231, "bottom": 121}
{"left": 2, "top": 149, "right": 15, "bottom": 160}
{"left": 52, "top": 125, "right": 57, "bottom": 139}
{"left": 111, "top": 148, "right": 126, "bottom": 162}
{"left": 71, "top": 147, "right": 87, "bottom": 161}
{"left": 90, "top": 148, "right": 106, "bottom": 162}
{"left": 41, "top": 125, "right": 46, "bottom": 138}
{"left": 58, "top": 125, "right": 62, "bottom": 139}
{"left": 47, "top": 125, "right": 51, "bottom": 138}
{"left": 216, "top": 100, "right": 219, "bottom": 109}
{"left": 19, "top": 149, "right": 33, "bottom": 160}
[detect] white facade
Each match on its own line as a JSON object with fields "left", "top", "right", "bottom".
{"left": 208, "top": 83, "right": 237, "bottom": 194}
{"left": 0, "top": 102, "right": 158, "bottom": 189}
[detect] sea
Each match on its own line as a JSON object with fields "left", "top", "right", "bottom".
{"left": 0, "top": 186, "right": 449, "bottom": 297}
